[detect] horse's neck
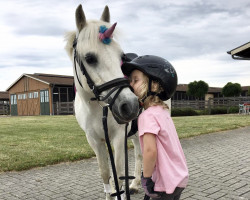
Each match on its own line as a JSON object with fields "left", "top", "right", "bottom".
{"left": 75, "top": 84, "right": 103, "bottom": 113}
{"left": 76, "top": 85, "right": 91, "bottom": 104}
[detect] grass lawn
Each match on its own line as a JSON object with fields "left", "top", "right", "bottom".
{"left": 0, "top": 114, "right": 249, "bottom": 172}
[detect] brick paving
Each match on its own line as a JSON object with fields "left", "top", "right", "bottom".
{"left": 0, "top": 126, "right": 250, "bottom": 200}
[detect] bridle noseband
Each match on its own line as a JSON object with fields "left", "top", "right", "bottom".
{"left": 73, "top": 37, "right": 131, "bottom": 108}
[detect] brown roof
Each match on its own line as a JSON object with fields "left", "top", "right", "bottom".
{"left": 242, "top": 86, "right": 250, "bottom": 91}
{"left": 0, "top": 91, "right": 9, "bottom": 100}
{"left": 7, "top": 73, "right": 74, "bottom": 91}
{"left": 176, "top": 84, "right": 188, "bottom": 92}
{"left": 27, "top": 73, "right": 74, "bottom": 86}
{"left": 207, "top": 87, "right": 222, "bottom": 93}
{"left": 176, "top": 84, "right": 221, "bottom": 93}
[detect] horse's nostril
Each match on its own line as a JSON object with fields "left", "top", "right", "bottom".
{"left": 120, "top": 103, "right": 130, "bottom": 117}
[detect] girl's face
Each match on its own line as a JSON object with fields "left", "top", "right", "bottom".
{"left": 129, "top": 69, "right": 145, "bottom": 97}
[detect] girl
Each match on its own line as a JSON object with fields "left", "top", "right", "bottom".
{"left": 122, "top": 55, "right": 189, "bottom": 200}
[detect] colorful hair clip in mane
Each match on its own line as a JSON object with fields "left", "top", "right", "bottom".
{"left": 99, "top": 22, "right": 117, "bottom": 45}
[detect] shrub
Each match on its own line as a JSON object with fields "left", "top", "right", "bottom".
{"left": 210, "top": 107, "right": 227, "bottom": 115}
{"left": 171, "top": 108, "right": 199, "bottom": 117}
{"left": 195, "top": 109, "right": 210, "bottom": 115}
{"left": 228, "top": 106, "right": 239, "bottom": 114}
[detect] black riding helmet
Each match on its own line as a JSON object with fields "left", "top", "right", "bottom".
{"left": 121, "top": 55, "right": 178, "bottom": 101}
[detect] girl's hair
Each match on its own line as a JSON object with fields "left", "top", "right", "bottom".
{"left": 137, "top": 73, "right": 169, "bottom": 110}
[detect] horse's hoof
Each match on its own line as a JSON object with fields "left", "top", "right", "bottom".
{"left": 129, "top": 188, "right": 139, "bottom": 195}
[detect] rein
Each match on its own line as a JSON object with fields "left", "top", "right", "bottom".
{"left": 73, "top": 37, "right": 136, "bottom": 200}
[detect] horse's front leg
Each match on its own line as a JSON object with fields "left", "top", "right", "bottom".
{"left": 113, "top": 135, "right": 126, "bottom": 200}
{"left": 86, "top": 136, "right": 113, "bottom": 200}
{"left": 129, "top": 135, "right": 142, "bottom": 194}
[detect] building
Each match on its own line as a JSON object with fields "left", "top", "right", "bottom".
{"left": 0, "top": 91, "right": 9, "bottom": 103}
{"left": 6, "top": 73, "right": 74, "bottom": 116}
{"left": 227, "top": 42, "right": 250, "bottom": 60}
{"left": 172, "top": 84, "right": 222, "bottom": 101}
{"left": 0, "top": 91, "right": 10, "bottom": 115}
{"left": 173, "top": 84, "right": 249, "bottom": 101}
{"left": 6, "top": 72, "right": 249, "bottom": 116}
{"left": 227, "top": 42, "right": 250, "bottom": 96}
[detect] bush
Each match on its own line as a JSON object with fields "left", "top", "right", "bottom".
{"left": 171, "top": 108, "right": 199, "bottom": 117}
{"left": 195, "top": 109, "right": 209, "bottom": 115}
{"left": 228, "top": 106, "right": 239, "bottom": 114}
{"left": 171, "top": 107, "right": 239, "bottom": 116}
{"left": 209, "top": 106, "right": 239, "bottom": 115}
{"left": 210, "top": 107, "right": 227, "bottom": 115}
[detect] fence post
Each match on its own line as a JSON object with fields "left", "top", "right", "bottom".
{"left": 56, "top": 101, "right": 59, "bottom": 115}
{"left": 208, "top": 98, "right": 211, "bottom": 115}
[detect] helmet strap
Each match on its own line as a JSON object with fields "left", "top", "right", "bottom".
{"left": 147, "top": 79, "right": 157, "bottom": 97}
{"left": 147, "top": 79, "right": 153, "bottom": 97}
{"left": 140, "top": 79, "right": 158, "bottom": 104}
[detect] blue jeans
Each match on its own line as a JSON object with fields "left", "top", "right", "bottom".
{"left": 152, "top": 187, "right": 184, "bottom": 200}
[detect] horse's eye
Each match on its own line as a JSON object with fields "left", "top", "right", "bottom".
{"left": 85, "top": 53, "right": 98, "bottom": 65}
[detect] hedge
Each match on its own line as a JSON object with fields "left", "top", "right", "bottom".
{"left": 171, "top": 106, "right": 239, "bottom": 116}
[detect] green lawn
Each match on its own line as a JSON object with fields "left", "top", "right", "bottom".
{"left": 0, "top": 116, "right": 94, "bottom": 172}
{"left": 0, "top": 114, "right": 249, "bottom": 172}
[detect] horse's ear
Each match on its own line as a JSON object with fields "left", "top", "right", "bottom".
{"left": 75, "top": 4, "right": 86, "bottom": 33}
{"left": 100, "top": 5, "right": 110, "bottom": 22}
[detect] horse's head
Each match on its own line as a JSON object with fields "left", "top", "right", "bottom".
{"left": 65, "top": 5, "right": 139, "bottom": 124}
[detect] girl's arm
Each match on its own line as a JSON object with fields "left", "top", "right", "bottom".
{"left": 142, "top": 133, "right": 157, "bottom": 177}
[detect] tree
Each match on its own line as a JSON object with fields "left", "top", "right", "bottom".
{"left": 222, "top": 82, "right": 242, "bottom": 97}
{"left": 187, "top": 80, "right": 209, "bottom": 99}
{"left": 248, "top": 88, "right": 250, "bottom": 96}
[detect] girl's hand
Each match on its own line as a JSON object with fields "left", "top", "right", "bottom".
{"left": 141, "top": 174, "right": 161, "bottom": 198}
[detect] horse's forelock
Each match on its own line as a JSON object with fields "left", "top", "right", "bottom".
{"left": 67, "top": 19, "right": 123, "bottom": 85}
{"left": 76, "top": 20, "right": 120, "bottom": 55}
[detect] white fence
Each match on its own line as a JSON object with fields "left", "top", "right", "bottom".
{"left": 0, "top": 102, "right": 10, "bottom": 115}
{"left": 172, "top": 97, "right": 250, "bottom": 112}
{"left": 53, "top": 102, "right": 74, "bottom": 115}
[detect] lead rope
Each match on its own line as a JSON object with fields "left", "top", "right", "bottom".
{"left": 103, "top": 106, "right": 136, "bottom": 200}
{"left": 119, "top": 123, "right": 135, "bottom": 200}
{"left": 102, "top": 106, "right": 124, "bottom": 200}
{"left": 102, "top": 85, "right": 136, "bottom": 200}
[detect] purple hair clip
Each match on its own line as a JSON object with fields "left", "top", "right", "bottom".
{"left": 99, "top": 22, "right": 117, "bottom": 45}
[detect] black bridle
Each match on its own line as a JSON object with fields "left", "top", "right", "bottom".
{"left": 73, "top": 37, "right": 130, "bottom": 108}
{"left": 73, "top": 37, "right": 137, "bottom": 200}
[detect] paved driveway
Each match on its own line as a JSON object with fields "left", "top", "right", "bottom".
{"left": 0, "top": 126, "right": 250, "bottom": 200}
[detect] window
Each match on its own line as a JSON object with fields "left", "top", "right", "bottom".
{"left": 28, "top": 92, "right": 33, "bottom": 99}
{"left": 34, "top": 92, "right": 38, "bottom": 98}
{"left": 11, "top": 94, "right": 17, "bottom": 105}
{"left": 23, "top": 93, "right": 27, "bottom": 99}
{"left": 40, "top": 91, "right": 44, "bottom": 103}
{"left": 18, "top": 94, "right": 22, "bottom": 100}
{"left": 44, "top": 90, "right": 49, "bottom": 102}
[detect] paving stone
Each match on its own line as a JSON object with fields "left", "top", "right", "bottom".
{"left": 0, "top": 126, "right": 250, "bottom": 199}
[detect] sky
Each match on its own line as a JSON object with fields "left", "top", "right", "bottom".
{"left": 0, "top": 0, "right": 249, "bottom": 91}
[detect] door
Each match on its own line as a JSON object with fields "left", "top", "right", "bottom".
{"left": 40, "top": 90, "right": 50, "bottom": 115}
{"left": 10, "top": 94, "right": 18, "bottom": 116}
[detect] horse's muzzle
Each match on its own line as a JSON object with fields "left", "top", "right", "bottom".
{"left": 110, "top": 92, "right": 139, "bottom": 124}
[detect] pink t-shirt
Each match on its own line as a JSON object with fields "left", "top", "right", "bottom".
{"left": 138, "top": 106, "right": 189, "bottom": 194}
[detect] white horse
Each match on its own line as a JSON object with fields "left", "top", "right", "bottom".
{"left": 65, "top": 4, "right": 142, "bottom": 200}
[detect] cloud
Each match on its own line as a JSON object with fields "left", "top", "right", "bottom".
{"left": 0, "top": 0, "right": 249, "bottom": 91}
